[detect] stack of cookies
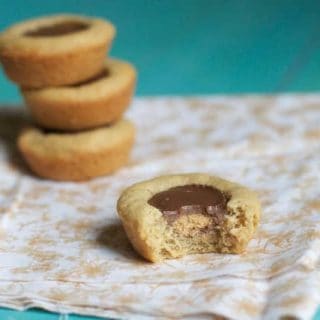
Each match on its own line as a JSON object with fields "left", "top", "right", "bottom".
{"left": 0, "top": 14, "right": 136, "bottom": 181}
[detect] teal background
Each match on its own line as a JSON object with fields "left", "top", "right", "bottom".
{"left": 1, "top": 0, "right": 320, "bottom": 103}
{"left": 0, "top": 0, "right": 319, "bottom": 319}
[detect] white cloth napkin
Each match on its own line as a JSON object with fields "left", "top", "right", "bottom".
{"left": 0, "top": 95, "right": 319, "bottom": 320}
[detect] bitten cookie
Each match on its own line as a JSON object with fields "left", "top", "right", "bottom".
{"left": 21, "top": 59, "right": 136, "bottom": 131}
{"left": 0, "top": 14, "right": 115, "bottom": 88}
{"left": 117, "top": 174, "right": 260, "bottom": 262}
{"left": 18, "top": 119, "right": 135, "bottom": 181}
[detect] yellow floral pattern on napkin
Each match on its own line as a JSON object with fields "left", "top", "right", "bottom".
{"left": 0, "top": 95, "right": 319, "bottom": 320}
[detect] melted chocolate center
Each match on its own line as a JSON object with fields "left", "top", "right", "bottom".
{"left": 148, "top": 184, "right": 228, "bottom": 222}
{"left": 25, "top": 21, "right": 89, "bottom": 37}
{"left": 69, "top": 69, "right": 109, "bottom": 87}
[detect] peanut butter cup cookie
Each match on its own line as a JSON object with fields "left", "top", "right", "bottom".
{"left": 21, "top": 59, "right": 136, "bottom": 131}
{"left": 18, "top": 119, "right": 135, "bottom": 181}
{"left": 117, "top": 174, "right": 260, "bottom": 262}
{"left": 0, "top": 14, "right": 115, "bottom": 88}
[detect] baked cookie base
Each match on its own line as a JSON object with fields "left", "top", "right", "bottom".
{"left": 0, "top": 14, "right": 115, "bottom": 88}
{"left": 117, "top": 174, "right": 261, "bottom": 262}
{"left": 21, "top": 59, "right": 136, "bottom": 130}
{"left": 18, "top": 119, "right": 135, "bottom": 181}
{"left": 1, "top": 43, "right": 109, "bottom": 88}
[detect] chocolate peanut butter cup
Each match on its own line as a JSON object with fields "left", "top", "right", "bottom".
{"left": 21, "top": 59, "right": 136, "bottom": 131}
{"left": 0, "top": 14, "right": 115, "bottom": 88}
{"left": 117, "top": 174, "right": 261, "bottom": 262}
{"left": 18, "top": 119, "right": 135, "bottom": 181}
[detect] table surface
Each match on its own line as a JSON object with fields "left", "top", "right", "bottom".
{"left": 0, "top": 0, "right": 319, "bottom": 319}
